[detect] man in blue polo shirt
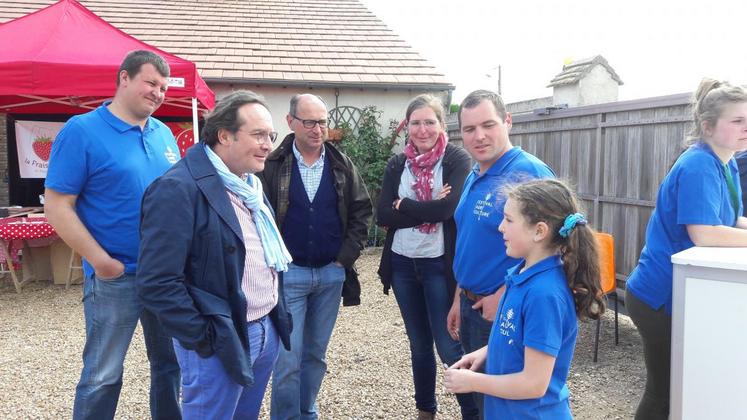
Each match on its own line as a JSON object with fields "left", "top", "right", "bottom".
{"left": 447, "top": 89, "right": 554, "bottom": 416}
{"left": 44, "top": 50, "right": 181, "bottom": 420}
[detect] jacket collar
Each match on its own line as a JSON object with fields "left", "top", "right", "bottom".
{"left": 269, "top": 133, "right": 347, "bottom": 171}
{"left": 184, "top": 143, "right": 243, "bottom": 242}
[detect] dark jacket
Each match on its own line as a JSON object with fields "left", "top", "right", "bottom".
{"left": 736, "top": 151, "right": 747, "bottom": 215}
{"left": 137, "top": 143, "right": 292, "bottom": 387}
{"left": 258, "top": 134, "right": 373, "bottom": 306}
{"left": 376, "top": 143, "right": 471, "bottom": 296}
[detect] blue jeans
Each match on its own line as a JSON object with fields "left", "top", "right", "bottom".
{"left": 459, "top": 292, "right": 493, "bottom": 419}
{"left": 174, "top": 315, "right": 279, "bottom": 420}
{"left": 271, "top": 262, "right": 345, "bottom": 420}
{"left": 391, "top": 253, "right": 479, "bottom": 419}
{"left": 74, "top": 273, "right": 180, "bottom": 420}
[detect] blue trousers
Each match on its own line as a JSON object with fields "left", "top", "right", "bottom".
{"left": 73, "top": 273, "right": 180, "bottom": 420}
{"left": 175, "top": 315, "right": 279, "bottom": 420}
{"left": 459, "top": 291, "right": 493, "bottom": 419}
{"left": 271, "top": 262, "right": 345, "bottom": 420}
{"left": 391, "top": 253, "right": 480, "bottom": 419}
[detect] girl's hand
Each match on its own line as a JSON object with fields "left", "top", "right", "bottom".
{"left": 450, "top": 346, "right": 488, "bottom": 371}
{"left": 392, "top": 198, "right": 402, "bottom": 210}
{"left": 444, "top": 368, "right": 477, "bottom": 393}
{"left": 435, "top": 183, "right": 452, "bottom": 200}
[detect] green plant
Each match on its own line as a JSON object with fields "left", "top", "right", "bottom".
{"left": 336, "top": 106, "right": 396, "bottom": 246}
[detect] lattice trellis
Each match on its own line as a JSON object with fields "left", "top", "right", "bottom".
{"left": 327, "top": 106, "right": 362, "bottom": 132}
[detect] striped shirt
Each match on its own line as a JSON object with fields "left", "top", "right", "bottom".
{"left": 292, "top": 141, "right": 325, "bottom": 201}
{"left": 227, "top": 191, "right": 278, "bottom": 321}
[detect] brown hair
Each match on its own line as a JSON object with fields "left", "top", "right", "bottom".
{"left": 405, "top": 94, "right": 446, "bottom": 125}
{"left": 201, "top": 90, "right": 269, "bottom": 147}
{"left": 458, "top": 89, "right": 507, "bottom": 126}
{"left": 688, "top": 78, "right": 747, "bottom": 145}
{"left": 505, "top": 179, "right": 605, "bottom": 320}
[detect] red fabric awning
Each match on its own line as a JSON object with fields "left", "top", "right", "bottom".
{"left": 0, "top": 0, "right": 215, "bottom": 116}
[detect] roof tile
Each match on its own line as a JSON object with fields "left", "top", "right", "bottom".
{"left": 1, "top": 0, "right": 451, "bottom": 88}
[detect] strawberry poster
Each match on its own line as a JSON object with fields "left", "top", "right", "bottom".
{"left": 14, "top": 120, "right": 63, "bottom": 179}
{"left": 165, "top": 121, "right": 196, "bottom": 157}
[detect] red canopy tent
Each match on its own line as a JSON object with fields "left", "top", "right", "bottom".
{"left": 0, "top": 0, "right": 215, "bottom": 130}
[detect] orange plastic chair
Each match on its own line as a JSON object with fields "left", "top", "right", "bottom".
{"left": 593, "top": 232, "right": 618, "bottom": 362}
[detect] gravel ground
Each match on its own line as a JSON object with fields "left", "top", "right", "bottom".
{"left": 0, "top": 248, "right": 645, "bottom": 419}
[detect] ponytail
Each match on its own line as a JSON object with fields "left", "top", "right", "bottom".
{"left": 687, "top": 78, "right": 747, "bottom": 146}
{"left": 504, "top": 179, "right": 605, "bottom": 320}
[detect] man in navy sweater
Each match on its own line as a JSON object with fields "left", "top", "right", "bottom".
{"left": 258, "top": 94, "right": 372, "bottom": 420}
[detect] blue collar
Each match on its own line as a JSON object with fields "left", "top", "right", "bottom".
{"left": 471, "top": 146, "right": 523, "bottom": 177}
{"left": 692, "top": 141, "right": 738, "bottom": 170}
{"left": 505, "top": 254, "right": 563, "bottom": 287}
{"left": 97, "top": 101, "right": 154, "bottom": 134}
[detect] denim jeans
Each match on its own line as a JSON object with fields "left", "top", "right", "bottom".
{"left": 174, "top": 315, "right": 279, "bottom": 420}
{"left": 271, "top": 262, "right": 345, "bottom": 420}
{"left": 390, "top": 253, "right": 479, "bottom": 419}
{"left": 73, "top": 273, "right": 180, "bottom": 420}
{"left": 459, "top": 292, "right": 494, "bottom": 420}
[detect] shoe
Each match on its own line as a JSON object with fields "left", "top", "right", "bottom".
{"left": 417, "top": 409, "right": 436, "bottom": 420}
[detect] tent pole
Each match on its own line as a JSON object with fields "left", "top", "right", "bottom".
{"left": 192, "top": 97, "right": 199, "bottom": 142}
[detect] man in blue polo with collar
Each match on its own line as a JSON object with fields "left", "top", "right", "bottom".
{"left": 44, "top": 50, "right": 181, "bottom": 420}
{"left": 447, "top": 89, "right": 555, "bottom": 417}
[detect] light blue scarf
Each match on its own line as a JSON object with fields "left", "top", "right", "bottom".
{"left": 204, "top": 145, "right": 292, "bottom": 272}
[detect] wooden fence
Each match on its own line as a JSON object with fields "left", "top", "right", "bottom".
{"left": 448, "top": 92, "right": 694, "bottom": 289}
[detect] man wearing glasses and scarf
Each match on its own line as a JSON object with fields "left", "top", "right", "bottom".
{"left": 259, "top": 93, "right": 372, "bottom": 420}
{"left": 137, "top": 90, "right": 293, "bottom": 419}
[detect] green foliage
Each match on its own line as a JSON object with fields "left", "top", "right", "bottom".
{"left": 335, "top": 106, "right": 397, "bottom": 246}
{"left": 450, "top": 103, "right": 460, "bottom": 114}
{"left": 336, "top": 106, "right": 396, "bottom": 198}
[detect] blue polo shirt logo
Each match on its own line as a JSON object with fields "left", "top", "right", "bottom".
{"left": 164, "top": 146, "right": 179, "bottom": 164}
{"left": 499, "top": 307, "right": 517, "bottom": 341}
{"left": 473, "top": 192, "right": 494, "bottom": 220}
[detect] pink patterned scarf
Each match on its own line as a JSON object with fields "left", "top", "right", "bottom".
{"left": 403, "top": 132, "right": 447, "bottom": 233}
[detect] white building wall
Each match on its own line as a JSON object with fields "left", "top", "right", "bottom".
{"left": 577, "top": 65, "right": 619, "bottom": 106}
{"left": 210, "top": 83, "right": 449, "bottom": 143}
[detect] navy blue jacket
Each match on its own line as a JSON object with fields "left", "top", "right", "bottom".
{"left": 137, "top": 143, "right": 292, "bottom": 387}
{"left": 736, "top": 151, "right": 747, "bottom": 216}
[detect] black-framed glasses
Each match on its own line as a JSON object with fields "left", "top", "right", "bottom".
{"left": 237, "top": 129, "right": 278, "bottom": 145}
{"left": 291, "top": 115, "right": 328, "bottom": 129}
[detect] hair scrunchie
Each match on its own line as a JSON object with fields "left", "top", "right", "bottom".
{"left": 559, "top": 213, "right": 587, "bottom": 238}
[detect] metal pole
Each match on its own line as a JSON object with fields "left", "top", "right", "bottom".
{"left": 498, "top": 65, "right": 502, "bottom": 96}
{"left": 192, "top": 97, "right": 199, "bottom": 142}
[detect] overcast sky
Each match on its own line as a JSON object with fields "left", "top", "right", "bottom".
{"left": 362, "top": 0, "right": 747, "bottom": 104}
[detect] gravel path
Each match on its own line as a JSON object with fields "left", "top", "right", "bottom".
{"left": 0, "top": 248, "right": 645, "bottom": 419}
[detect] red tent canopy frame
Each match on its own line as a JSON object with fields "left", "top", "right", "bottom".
{"left": 0, "top": 0, "right": 215, "bottom": 139}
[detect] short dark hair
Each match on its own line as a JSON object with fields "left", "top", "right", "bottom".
{"left": 117, "top": 50, "right": 170, "bottom": 86}
{"left": 201, "top": 90, "right": 269, "bottom": 147}
{"left": 458, "top": 89, "right": 507, "bottom": 126}
{"left": 289, "top": 93, "right": 327, "bottom": 116}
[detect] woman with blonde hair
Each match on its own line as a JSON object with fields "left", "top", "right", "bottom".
{"left": 626, "top": 78, "right": 747, "bottom": 419}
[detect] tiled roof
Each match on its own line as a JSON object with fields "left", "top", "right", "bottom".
{"left": 547, "top": 55, "right": 623, "bottom": 87}
{"left": 1, "top": 0, "right": 452, "bottom": 89}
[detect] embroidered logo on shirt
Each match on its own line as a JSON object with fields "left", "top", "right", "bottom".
{"left": 473, "top": 192, "right": 493, "bottom": 220}
{"left": 499, "top": 307, "right": 516, "bottom": 340}
{"left": 164, "top": 146, "right": 178, "bottom": 164}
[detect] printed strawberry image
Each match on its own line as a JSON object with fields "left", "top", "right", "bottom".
{"left": 175, "top": 123, "right": 194, "bottom": 157}
{"left": 32, "top": 136, "right": 53, "bottom": 161}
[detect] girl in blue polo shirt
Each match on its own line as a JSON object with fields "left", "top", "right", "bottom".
{"left": 625, "top": 79, "right": 747, "bottom": 420}
{"left": 444, "top": 179, "right": 605, "bottom": 418}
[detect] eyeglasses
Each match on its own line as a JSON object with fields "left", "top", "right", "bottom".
{"left": 291, "top": 115, "right": 328, "bottom": 129}
{"left": 237, "top": 129, "right": 278, "bottom": 145}
{"left": 407, "top": 119, "right": 439, "bottom": 129}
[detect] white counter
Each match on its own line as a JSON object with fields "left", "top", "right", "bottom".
{"left": 671, "top": 247, "right": 747, "bottom": 420}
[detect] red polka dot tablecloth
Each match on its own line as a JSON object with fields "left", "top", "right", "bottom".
{"left": 0, "top": 217, "right": 59, "bottom": 267}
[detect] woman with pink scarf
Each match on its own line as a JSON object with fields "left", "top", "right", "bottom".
{"left": 377, "top": 94, "right": 477, "bottom": 420}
